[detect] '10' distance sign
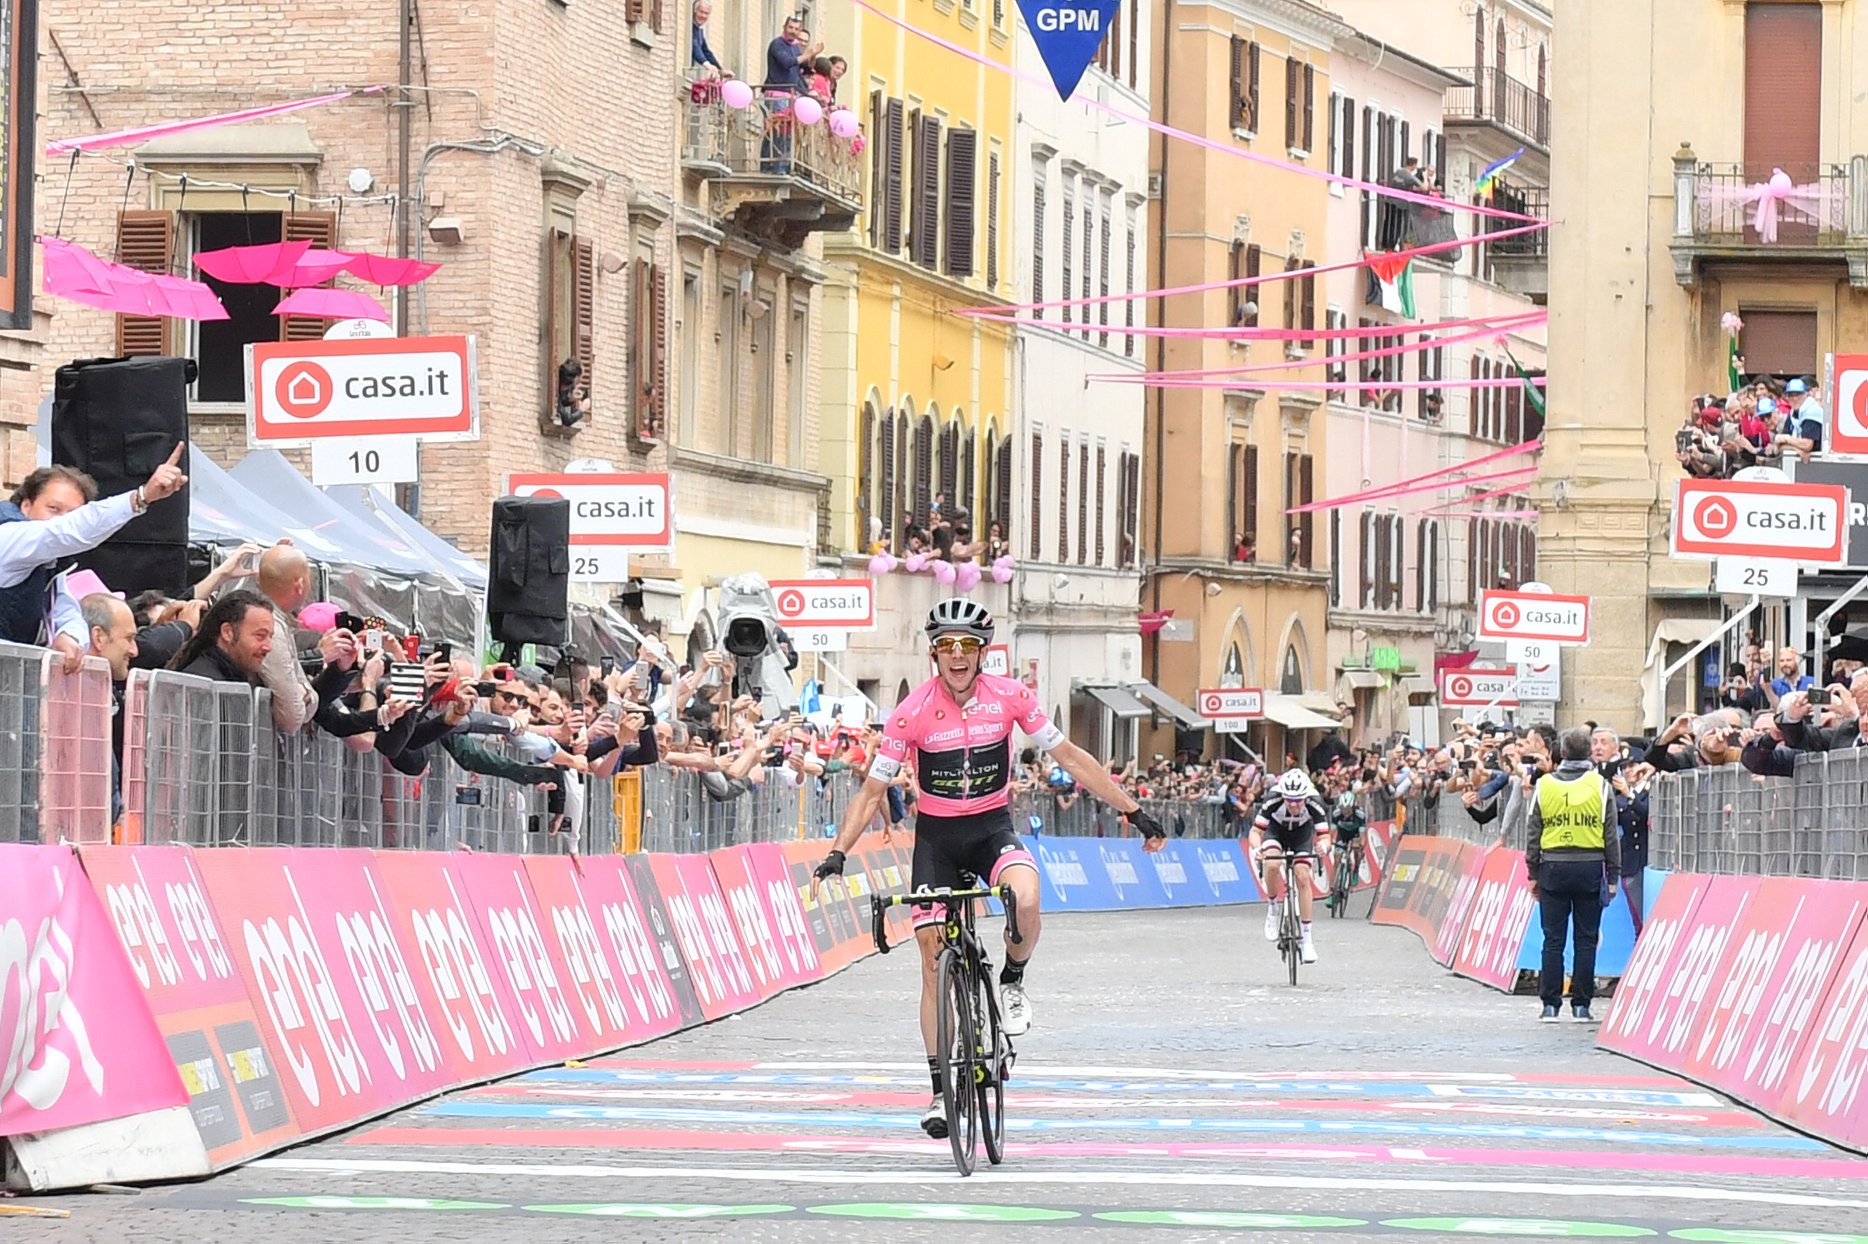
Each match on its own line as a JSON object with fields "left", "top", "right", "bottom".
{"left": 1478, "top": 588, "right": 1591, "bottom": 646}
{"left": 767, "top": 579, "right": 875, "bottom": 630}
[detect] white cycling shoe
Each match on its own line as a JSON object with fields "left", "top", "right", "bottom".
{"left": 1263, "top": 905, "right": 1281, "bottom": 941}
{"left": 1000, "top": 981, "right": 1033, "bottom": 1036}
{"left": 1300, "top": 931, "right": 1318, "bottom": 964}
{"left": 920, "top": 1096, "right": 948, "bottom": 1139}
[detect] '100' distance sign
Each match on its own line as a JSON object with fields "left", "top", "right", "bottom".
{"left": 1196, "top": 688, "right": 1264, "bottom": 719}
{"left": 767, "top": 579, "right": 875, "bottom": 630}
{"left": 1673, "top": 478, "right": 1849, "bottom": 564}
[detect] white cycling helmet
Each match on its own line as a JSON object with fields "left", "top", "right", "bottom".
{"left": 1275, "top": 769, "right": 1317, "bottom": 801}
{"left": 925, "top": 597, "right": 995, "bottom": 644}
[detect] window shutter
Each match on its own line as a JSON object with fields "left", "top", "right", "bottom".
{"left": 869, "top": 92, "right": 886, "bottom": 248}
{"left": 631, "top": 257, "right": 650, "bottom": 421}
{"left": 651, "top": 0, "right": 665, "bottom": 33}
{"left": 1076, "top": 438, "right": 1089, "bottom": 565}
{"left": 939, "top": 421, "right": 959, "bottom": 500}
{"left": 1285, "top": 56, "right": 1299, "bottom": 148}
{"left": 962, "top": 429, "right": 977, "bottom": 515}
{"left": 625, "top": 0, "right": 645, "bottom": 21}
{"left": 1244, "top": 245, "right": 1260, "bottom": 328}
{"left": 1095, "top": 444, "right": 1107, "bottom": 565}
{"left": 913, "top": 416, "right": 934, "bottom": 519}
{"left": 114, "top": 210, "right": 174, "bottom": 357}
{"left": 879, "top": 410, "right": 897, "bottom": 544}
{"left": 649, "top": 264, "right": 669, "bottom": 439}
{"left": 1342, "top": 96, "right": 1356, "bottom": 178}
{"left": 1124, "top": 215, "right": 1136, "bottom": 357}
{"left": 883, "top": 98, "right": 906, "bottom": 253}
{"left": 1228, "top": 241, "right": 1244, "bottom": 325}
{"left": 1300, "top": 265, "right": 1316, "bottom": 340}
{"left": 1242, "top": 444, "right": 1259, "bottom": 542}
{"left": 1299, "top": 453, "right": 1314, "bottom": 569}
{"left": 1080, "top": 199, "right": 1093, "bottom": 306}
{"left": 1399, "top": 119, "right": 1411, "bottom": 165}
{"left": 1029, "top": 431, "right": 1044, "bottom": 559}
{"left": 943, "top": 127, "right": 977, "bottom": 278}
{"left": 1060, "top": 187, "right": 1074, "bottom": 323}
{"left": 1124, "top": 452, "right": 1140, "bottom": 565}
{"left": 1057, "top": 438, "right": 1070, "bottom": 563}
{"left": 1247, "top": 42, "right": 1261, "bottom": 132}
{"left": 996, "top": 435, "right": 1013, "bottom": 542}
{"left": 1226, "top": 444, "right": 1240, "bottom": 542}
{"left": 1303, "top": 62, "right": 1315, "bottom": 152}
{"left": 1229, "top": 37, "right": 1245, "bottom": 129}
{"left": 913, "top": 115, "right": 943, "bottom": 269}
{"left": 1032, "top": 177, "right": 1046, "bottom": 315}
{"left": 1097, "top": 209, "right": 1110, "bottom": 349}
{"left": 280, "top": 211, "right": 338, "bottom": 342}
{"left": 1282, "top": 256, "right": 1296, "bottom": 330}
{"left": 574, "top": 237, "right": 596, "bottom": 393}
{"left": 985, "top": 150, "right": 1000, "bottom": 289}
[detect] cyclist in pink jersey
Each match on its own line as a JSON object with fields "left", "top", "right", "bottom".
{"left": 815, "top": 598, "right": 1164, "bottom": 1139}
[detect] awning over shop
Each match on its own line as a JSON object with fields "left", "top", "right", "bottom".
{"left": 1082, "top": 684, "right": 1152, "bottom": 719}
{"left": 1131, "top": 680, "right": 1208, "bottom": 730}
{"left": 1297, "top": 691, "right": 1346, "bottom": 718}
{"left": 1338, "top": 670, "right": 1384, "bottom": 691}
{"left": 1640, "top": 616, "right": 1725, "bottom": 730}
{"left": 1397, "top": 675, "right": 1436, "bottom": 701}
{"left": 1262, "top": 694, "right": 1344, "bottom": 731}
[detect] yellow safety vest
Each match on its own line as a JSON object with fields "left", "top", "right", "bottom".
{"left": 1536, "top": 770, "right": 1607, "bottom": 851}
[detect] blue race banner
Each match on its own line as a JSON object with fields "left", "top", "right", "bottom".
{"left": 1515, "top": 877, "right": 1639, "bottom": 978}
{"left": 1146, "top": 840, "right": 1221, "bottom": 905}
{"left": 1092, "top": 838, "right": 1172, "bottom": 909}
{"left": 1031, "top": 838, "right": 1119, "bottom": 911}
{"left": 1017, "top": 0, "right": 1122, "bottom": 100}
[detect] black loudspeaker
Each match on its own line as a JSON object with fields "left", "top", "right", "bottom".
{"left": 50, "top": 355, "right": 194, "bottom": 597}
{"left": 487, "top": 495, "right": 570, "bottom": 647}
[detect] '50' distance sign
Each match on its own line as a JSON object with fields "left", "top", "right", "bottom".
{"left": 766, "top": 579, "right": 875, "bottom": 630}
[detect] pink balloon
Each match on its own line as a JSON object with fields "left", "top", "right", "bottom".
{"left": 991, "top": 563, "right": 1015, "bottom": 585}
{"left": 933, "top": 560, "right": 958, "bottom": 586}
{"left": 993, "top": 554, "right": 1016, "bottom": 574}
{"left": 829, "top": 108, "right": 860, "bottom": 138}
{"left": 793, "top": 96, "right": 824, "bottom": 126}
{"left": 720, "top": 79, "right": 755, "bottom": 110}
{"left": 867, "top": 552, "right": 898, "bottom": 577}
{"left": 1769, "top": 168, "right": 1793, "bottom": 196}
{"left": 904, "top": 552, "right": 930, "bottom": 573}
{"left": 955, "top": 561, "right": 983, "bottom": 592}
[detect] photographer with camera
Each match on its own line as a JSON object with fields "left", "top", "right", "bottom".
{"left": 1675, "top": 400, "right": 1727, "bottom": 479}
{"left": 1779, "top": 673, "right": 1868, "bottom": 751}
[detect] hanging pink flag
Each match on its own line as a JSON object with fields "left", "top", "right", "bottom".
{"left": 0, "top": 845, "right": 188, "bottom": 1136}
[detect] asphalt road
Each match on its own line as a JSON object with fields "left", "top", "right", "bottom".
{"left": 12, "top": 900, "right": 1868, "bottom": 1242}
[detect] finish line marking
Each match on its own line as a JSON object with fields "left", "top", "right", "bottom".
{"left": 738, "top": 1061, "right": 1682, "bottom": 1087}
{"left": 249, "top": 1157, "right": 1868, "bottom": 1209}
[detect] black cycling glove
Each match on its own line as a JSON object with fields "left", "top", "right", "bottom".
{"left": 813, "top": 849, "right": 847, "bottom": 881}
{"left": 1125, "top": 808, "right": 1167, "bottom": 841}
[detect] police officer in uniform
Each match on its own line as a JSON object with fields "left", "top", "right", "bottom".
{"left": 1524, "top": 727, "right": 1622, "bottom": 1023}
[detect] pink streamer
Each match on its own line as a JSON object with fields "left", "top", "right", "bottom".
{"left": 1429, "top": 508, "right": 1540, "bottom": 520}
{"left": 1421, "top": 483, "right": 1536, "bottom": 514}
{"left": 963, "top": 225, "right": 1548, "bottom": 320}
{"left": 973, "top": 311, "right": 1546, "bottom": 344}
{"left": 1110, "top": 375, "right": 1548, "bottom": 391}
{"left": 47, "top": 90, "right": 363, "bottom": 154}
{"left": 1289, "top": 454, "right": 1541, "bottom": 516}
{"left": 1290, "top": 440, "right": 1541, "bottom": 514}
{"left": 851, "top": 0, "right": 1542, "bottom": 226}
{"left": 1091, "top": 318, "right": 1544, "bottom": 383}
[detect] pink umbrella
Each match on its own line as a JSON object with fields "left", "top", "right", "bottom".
{"left": 343, "top": 252, "right": 440, "bottom": 286}
{"left": 274, "top": 286, "right": 389, "bottom": 321}
{"left": 92, "top": 267, "right": 185, "bottom": 317}
{"left": 39, "top": 238, "right": 115, "bottom": 296}
{"left": 270, "top": 249, "right": 356, "bottom": 287}
{"left": 196, "top": 239, "right": 311, "bottom": 283}
{"left": 152, "top": 274, "right": 229, "bottom": 321}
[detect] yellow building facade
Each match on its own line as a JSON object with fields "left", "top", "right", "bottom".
{"left": 1144, "top": 1, "right": 1342, "bottom": 761}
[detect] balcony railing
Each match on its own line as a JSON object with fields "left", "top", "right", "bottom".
{"left": 1490, "top": 185, "right": 1548, "bottom": 257}
{"left": 1683, "top": 161, "right": 1851, "bottom": 246}
{"left": 1445, "top": 67, "right": 1551, "bottom": 149}
{"left": 682, "top": 84, "right": 864, "bottom": 211}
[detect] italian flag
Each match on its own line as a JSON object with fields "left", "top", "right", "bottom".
{"left": 1365, "top": 251, "right": 1416, "bottom": 318}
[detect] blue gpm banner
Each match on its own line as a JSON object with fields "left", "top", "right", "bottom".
{"left": 1029, "top": 838, "right": 1261, "bottom": 911}
{"left": 1017, "top": 0, "right": 1124, "bottom": 100}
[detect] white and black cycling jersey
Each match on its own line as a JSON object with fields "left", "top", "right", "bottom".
{"left": 1251, "top": 794, "right": 1328, "bottom": 835}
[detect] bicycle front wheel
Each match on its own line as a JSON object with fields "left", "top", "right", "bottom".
{"left": 975, "top": 965, "right": 1007, "bottom": 1166}
{"left": 1284, "top": 889, "right": 1302, "bottom": 987}
{"left": 936, "top": 949, "right": 979, "bottom": 1175}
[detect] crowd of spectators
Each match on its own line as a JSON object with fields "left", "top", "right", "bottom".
{"left": 1675, "top": 373, "right": 1827, "bottom": 480}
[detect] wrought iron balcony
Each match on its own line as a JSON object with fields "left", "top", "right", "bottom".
{"left": 1669, "top": 146, "right": 1868, "bottom": 288}
{"left": 682, "top": 84, "right": 864, "bottom": 246}
{"left": 1444, "top": 67, "right": 1551, "bottom": 151}
{"left": 1487, "top": 184, "right": 1547, "bottom": 304}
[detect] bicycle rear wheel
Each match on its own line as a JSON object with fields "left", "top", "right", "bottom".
{"left": 1284, "top": 885, "right": 1302, "bottom": 987}
{"left": 936, "top": 949, "right": 979, "bottom": 1175}
{"left": 974, "top": 964, "right": 1008, "bottom": 1166}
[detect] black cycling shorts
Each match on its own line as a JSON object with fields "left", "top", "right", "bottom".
{"left": 910, "top": 808, "right": 1036, "bottom": 930}
{"left": 1260, "top": 823, "right": 1318, "bottom": 858}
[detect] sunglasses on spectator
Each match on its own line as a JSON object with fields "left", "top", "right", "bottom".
{"left": 931, "top": 637, "right": 984, "bottom": 654}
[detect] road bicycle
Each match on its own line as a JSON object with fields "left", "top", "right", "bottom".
{"left": 1266, "top": 852, "right": 1320, "bottom": 986}
{"left": 872, "top": 883, "right": 1022, "bottom": 1176}
{"left": 1327, "top": 834, "right": 1359, "bottom": 918}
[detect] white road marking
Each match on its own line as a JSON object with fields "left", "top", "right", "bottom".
{"left": 249, "top": 1158, "right": 1868, "bottom": 1210}
{"left": 748, "top": 1061, "right": 1528, "bottom": 1083}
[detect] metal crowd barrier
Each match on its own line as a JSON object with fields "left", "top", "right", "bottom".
{"left": 1400, "top": 783, "right": 1530, "bottom": 850}
{"left": 1010, "top": 790, "right": 1235, "bottom": 840}
{"left": 0, "top": 640, "right": 114, "bottom": 847}
{"left": 1652, "top": 756, "right": 1865, "bottom": 882}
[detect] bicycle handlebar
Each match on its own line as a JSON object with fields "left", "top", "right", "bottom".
{"left": 869, "top": 885, "right": 1019, "bottom": 956}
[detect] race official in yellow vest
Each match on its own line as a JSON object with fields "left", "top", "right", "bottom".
{"left": 1524, "top": 728, "right": 1622, "bottom": 1024}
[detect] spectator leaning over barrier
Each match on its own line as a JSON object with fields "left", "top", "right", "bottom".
{"left": 1526, "top": 726, "right": 1621, "bottom": 1024}
{"left": 1779, "top": 671, "right": 1868, "bottom": 750}
{"left": 0, "top": 447, "right": 187, "bottom": 671}
{"left": 81, "top": 592, "right": 137, "bottom": 819}
{"left": 168, "top": 589, "right": 276, "bottom": 684}
{"left": 1740, "top": 710, "right": 1802, "bottom": 777}
{"left": 255, "top": 544, "right": 353, "bottom": 733}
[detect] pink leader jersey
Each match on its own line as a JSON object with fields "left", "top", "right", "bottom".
{"left": 869, "top": 673, "right": 1066, "bottom": 818}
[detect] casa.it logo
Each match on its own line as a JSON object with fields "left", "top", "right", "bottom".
{"left": 1693, "top": 495, "right": 1739, "bottom": 540}
{"left": 1841, "top": 363, "right": 1868, "bottom": 442}
{"left": 1448, "top": 675, "right": 1475, "bottom": 700}
{"left": 777, "top": 589, "right": 807, "bottom": 617}
{"left": 1199, "top": 691, "right": 1224, "bottom": 715}
{"left": 1489, "top": 599, "right": 1521, "bottom": 630}
{"left": 529, "top": 488, "right": 565, "bottom": 501}
{"left": 276, "top": 361, "right": 334, "bottom": 419}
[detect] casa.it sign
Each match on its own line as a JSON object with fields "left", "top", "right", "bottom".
{"left": 1832, "top": 353, "right": 1868, "bottom": 455}
{"left": 1478, "top": 589, "right": 1591, "bottom": 646}
{"left": 1672, "top": 478, "right": 1849, "bottom": 564}
{"left": 246, "top": 335, "right": 478, "bottom": 445}
{"left": 766, "top": 579, "right": 875, "bottom": 630}
{"left": 505, "top": 473, "right": 673, "bottom": 548}
{"left": 1196, "top": 688, "right": 1265, "bottom": 719}
{"left": 1438, "top": 668, "right": 1519, "bottom": 708}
